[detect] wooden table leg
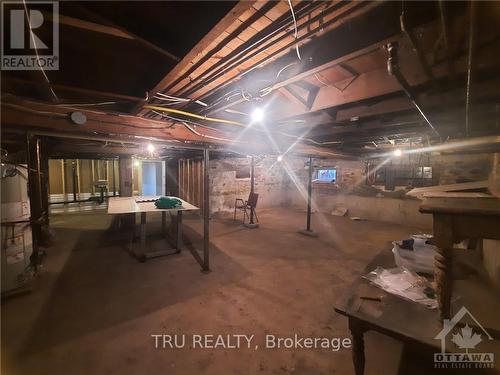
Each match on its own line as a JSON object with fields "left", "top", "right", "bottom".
{"left": 176, "top": 211, "right": 183, "bottom": 253}
{"left": 433, "top": 214, "right": 454, "bottom": 320}
{"left": 349, "top": 319, "right": 366, "bottom": 375}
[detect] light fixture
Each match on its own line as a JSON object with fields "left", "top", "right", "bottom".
{"left": 277, "top": 155, "right": 283, "bottom": 162}
{"left": 147, "top": 143, "right": 155, "bottom": 153}
{"left": 393, "top": 149, "right": 402, "bottom": 157}
{"left": 134, "top": 160, "right": 140, "bottom": 167}
{"left": 251, "top": 108, "right": 264, "bottom": 122}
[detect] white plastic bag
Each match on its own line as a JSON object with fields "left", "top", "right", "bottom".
{"left": 392, "top": 240, "right": 436, "bottom": 274}
{"left": 363, "top": 267, "right": 437, "bottom": 309}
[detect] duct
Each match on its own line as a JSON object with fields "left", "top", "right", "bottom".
{"left": 386, "top": 43, "right": 440, "bottom": 138}
{"left": 438, "top": 0, "right": 454, "bottom": 77}
{"left": 400, "top": 11, "right": 435, "bottom": 83}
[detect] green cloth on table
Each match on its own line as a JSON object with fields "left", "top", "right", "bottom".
{"left": 154, "top": 197, "right": 182, "bottom": 209}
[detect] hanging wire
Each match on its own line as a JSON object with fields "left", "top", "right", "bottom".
{"left": 287, "top": 0, "right": 302, "bottom": 60}
{"left": 22, "top": 0, "right": 58, "bottom": 102}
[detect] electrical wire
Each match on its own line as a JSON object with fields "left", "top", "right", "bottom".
{"left": 54, "top": 101, "right": 118, "bottom": 107}
{"left": 287, "top": 0, "right": 301, "bottom": 60}
{"left": 22, "top": 0, "right": 58, "bottom": 102}
{"left": 155, "top": 92, "right": 191, "bottom": 102}
{"left": 144, "top": 105, "right": 246, "bottom": 128}
{"left": 314, "top": 72, "right": 331, "bottom": 87}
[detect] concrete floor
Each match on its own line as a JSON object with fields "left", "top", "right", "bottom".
{"left": 2, "top": 207, "right": 429, "bottom": 374}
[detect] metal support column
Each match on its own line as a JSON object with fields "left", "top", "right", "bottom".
{"left": 112, "top": 159, "right": 116, "bottom": 196}
{"left": 245, "top": 156, "right": 259, "bottom": 229}
{"left": 306, "top": 156, "right": 312, "bottom": 231}
{"left": 72, "top": 161, "right": 77, "bottom": 202}
{"left": 202, "top": 148, "right": 210, "bottom": 272}
{"left": 298, "top": 156, "right": 317, "bottom": 237}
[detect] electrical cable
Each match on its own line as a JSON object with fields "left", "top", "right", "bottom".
{"left": 54, "top": 101, "right": 118, "bottom": 107}
{"left": 143, "top": 105, "right": 246, "bottom": 128}
{"left": 22, "top": 0, "right": 58, "bottom": 102}
{"left": 287, "top": 0, "right": 301, "bottom": 60}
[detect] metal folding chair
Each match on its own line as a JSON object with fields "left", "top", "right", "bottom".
{"left": 234, "top": 192, "right": 259, "bottom": 223}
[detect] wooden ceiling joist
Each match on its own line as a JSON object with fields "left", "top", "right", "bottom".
{"left": 134, "top": 1, "right": 258, "bottom": 115}
{"left": 1, "top": 99, "right": 354, "bottom": 159}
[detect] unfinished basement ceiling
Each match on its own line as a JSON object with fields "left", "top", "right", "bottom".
{"left": 2, "top": 1, "right": 500, "bottom": 158}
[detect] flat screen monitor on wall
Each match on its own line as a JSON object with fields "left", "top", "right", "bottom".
{"left": 315, "top": 168, "right": 336, "bottom": 183}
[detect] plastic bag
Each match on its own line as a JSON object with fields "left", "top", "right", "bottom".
{"left": 392, "top": 240, "right": 436, "bottom": 274}
{"left": 363, "top": 266, "right": 437, "bottom": 309}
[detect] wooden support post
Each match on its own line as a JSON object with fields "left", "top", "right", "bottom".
{"left": 203, "top": 148, "right": 210, "bottom": 272}
{"left": 119, "top": 156, "right": 135, "bottom": 230}
{"left": 433, "top": 214, "right": 454, "bottom": 320}
{"left": 26, "top": 133, "right": 43, "bottom": 270}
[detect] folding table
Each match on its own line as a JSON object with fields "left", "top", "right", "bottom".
{"left": 107, "top": 196, "right": 199, "bottom": 261}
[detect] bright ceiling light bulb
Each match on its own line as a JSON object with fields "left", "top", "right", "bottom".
{"left": 251, "top": 108, "right": 264, "bottom": 122}
{"left": 134, "top": 160, "right": 140, "bottom": 167}
{"left": 277, "top": 155, "right": 283, "bottom": 162}
{"left": 393, "top": 149, "right": 402, "bottom": 157}
{"left": 147, "top": 143, "right": 155, "bottom": 153}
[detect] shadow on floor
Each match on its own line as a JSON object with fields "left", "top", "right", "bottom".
{"left": 19, "top": 219, "right": 251, "bottom": 355}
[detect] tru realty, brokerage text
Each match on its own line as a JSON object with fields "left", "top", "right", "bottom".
{"left": 151, "top": 334, "right": 352, "bottom": 351}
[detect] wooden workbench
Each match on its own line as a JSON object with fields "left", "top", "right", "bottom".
{"left": 420, "top": 194, "right": 500, "bottom": 320}
{"left": 108, "top": 196, "right": 199, "bottom": 261}
{"left": 335, "top": 249, "right": 500, "bottom": 375}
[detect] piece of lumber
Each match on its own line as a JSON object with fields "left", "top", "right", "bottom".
{"left": 407, "top": 180, "right": 490, "bottom": 199}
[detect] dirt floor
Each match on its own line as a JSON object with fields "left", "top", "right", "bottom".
{"left": 2, "top": 207, "right": 432, "bottom": 374}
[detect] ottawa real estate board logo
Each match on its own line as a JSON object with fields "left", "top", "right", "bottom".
{"left": 1, "top": 1, "right": 59, "bottom": 70}
{"left": 434, "top": 306, "right": 495, "bottom": 369}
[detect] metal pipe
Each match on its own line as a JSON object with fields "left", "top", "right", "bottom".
{"left": 203, "top": 148, "right": 210, "bottom": 272}
{"left": 465, "top": 1, "right": 477, "bottom": 137}
{"left": 306, "top": 156, "right": 313, "bottom": 232}
{"left": 71, "top": 161, "right": 77, "bottom": 202}
{"left": 112, "top": 159, "right": 116, "bottom": 196}
{"left": 438, "top": 0, "right": 454, "bottom": 77}
{"left": 386, "top": 43, "right": 440, "bottom": 138}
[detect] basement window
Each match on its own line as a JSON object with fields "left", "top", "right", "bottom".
{"left": 235, "top": 166, "right": 250, "bottom": 179}
{"left": 315, "top": 168, "right": 337, "bottom": 183}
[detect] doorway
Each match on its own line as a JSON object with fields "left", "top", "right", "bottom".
{"left": 138, "top": 160, "right": 165, "bottom": 196}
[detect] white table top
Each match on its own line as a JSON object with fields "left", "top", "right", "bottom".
{"left": 107, "top": 196, "right": 199, "bottom": 214}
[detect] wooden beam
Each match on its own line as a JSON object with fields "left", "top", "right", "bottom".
{"left": 44, "top": 11, "right": 133, "bottom": 39}
{"left": 134, "top": 1, "right": 257, "bottom": 115}
{"left": 43, "top": 11, "right": 179, "bottom": 62}
{"left": 1, "top": 99, "right": 354, "bottom": 159}
{"left": 207, "top": 36, "right": 402, "bottom": 116}
{"left": 4, "top": 77, "right": 144, "bottom": 102}
{"left": 272, "top": 41, "right": 500, "bottom": 121}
